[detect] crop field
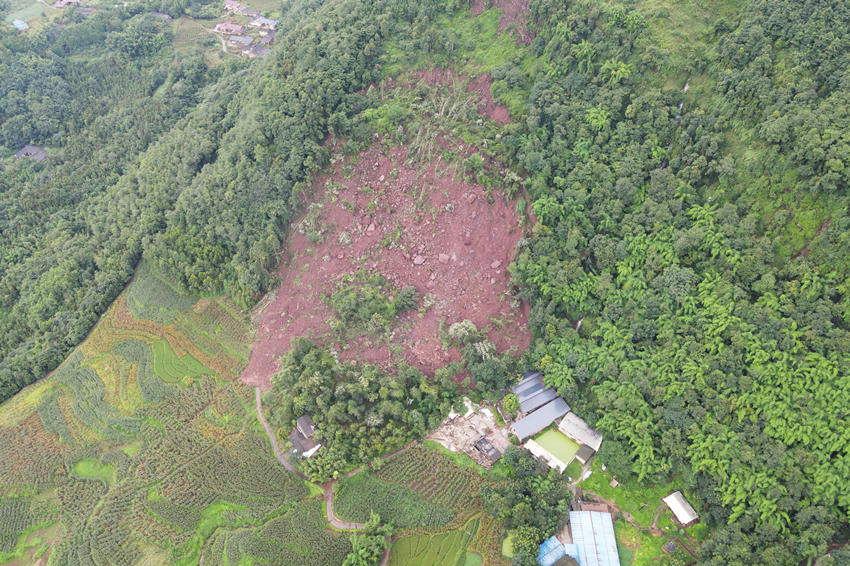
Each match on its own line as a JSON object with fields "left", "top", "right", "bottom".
{"left": 377, "top": 445, "right": 484, "bottom": 513}
{"left": 335, "top": 471, "right": 454, "bottom": 529}
{"left": 0, "top": 261, "right": 351, "bottom": 565}
{"left": 389, "top": 516, "right": 480, "bottom": 566}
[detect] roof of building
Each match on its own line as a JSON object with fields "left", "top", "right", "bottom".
{"left": 296, "top": 415, "right": 316, "bottom": 437}
{"left": 516, "top": 383, "right": 547, "bottom": 406}
{"left": 513, "top": 372, "right": 543, "bottom": 394}
{"left": 216, "top": 21, "right": 244, "bottom": 32}
{"left": 575, "top": 444, "right": 596, "bottom": 464}
{"left": 539, "top": 536, "right": 567, "bottom": 566}
{"left": 248, "top": 45, "right": 270, "bottom": 58}
{"left": 228, "top": 34, "right": 253, "bottom": 46}
{"left": 473, "top": 437, "right": 500, "bottom": 462}
{"left": 249, "top": 16, "right": 278, "bottom": 27}
{"left": 558, "top": 412, "right": 603, "bottom": 452}
{"left": 75, "top": 7, "right": 96, "bottom": 14}
{"left": 663, "top": 491, "right": 699, "bottom": 526}
{"left": 12, "top": 19, "right": 29, "bottom": 30}
{"left": 520, "top": 387, "right": 558, "bottom": 414}
{"left": 14, "top": 144, "right": 47, "bottom": 161}
{"left": 524, "top": 438, "right": 568, "bottom": 473}
{"left": 511, "top": 397, "right": 570, "bottom": 442}
{"left": 149, "top": 11, "right": 172, "bottom": 20}
{"left": 289, "top": 428, "right": 318, "bottom": 454}
{"left": 569, "top": 511, "right": 621, "bottom": 566}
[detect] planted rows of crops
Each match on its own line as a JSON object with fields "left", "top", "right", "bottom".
{"left": 335, "top": 471, "right": 454, "bottom": 530}
{"left": 376, "top": 445, "right": 484, "bottom": 513}
{"left": 0, "top": 263, "right": 350, "bottom": 564}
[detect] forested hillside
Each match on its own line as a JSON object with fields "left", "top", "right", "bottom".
{"left": 2, "top": 0, "right": 850, "bottom": 563}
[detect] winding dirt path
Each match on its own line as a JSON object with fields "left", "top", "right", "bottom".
{"left": 254, "top": 387, "right": 306, "bottom": 479}
{"left": 324, "top": 482, "right": 366, "bottom": 530}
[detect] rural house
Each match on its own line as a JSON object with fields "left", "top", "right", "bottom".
{"left": 223, "top": 0, "right": 245, "bottom": 12}
{"left": 290, "top": 415, "right": 321, "bottom": 458}
{"left": 259, "top": 31, "right": 276, "bottom": 45}
{"left": 215, "top": 21, "right": 245, "bottom": 34}
{"left": 473, "top": 436, "right": 501, "bottom": 465}
{"left": 228, "top": 35, "right": 253, "bottom": 48}
{"left": 663, "top": 491, "right": 699, "bottom": 527}
{"left": 14, "top": 145, "right": 48, "bottom": 162}
{"left": 249, "top": 16, "right": 278, "bottom": 30}
{"left": 244, "top": 44, "right": 270, "bottom": 58}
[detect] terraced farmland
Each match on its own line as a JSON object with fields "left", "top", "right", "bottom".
{"left": 335, "top": 471, "right": 454, "bottom": 530}
{"left": 377, "top": 445, "right": 484, "bottom": 513}
{"left": 389, "top": 516, "right": 481, "bottom": 566}
{"left": 0, "top": 262, "right": 349, "bottom": 565}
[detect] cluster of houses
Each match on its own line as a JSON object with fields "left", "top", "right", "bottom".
{"left": 215, "top": 2, "right": 277, "bottom": 59}
{"left": 509, "top": 371, "right": 603, "bottom": 473}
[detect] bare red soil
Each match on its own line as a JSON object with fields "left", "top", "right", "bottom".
{"left": 470, "top": 0, "right": 531, "bottom": 44}
{"left": 241, "top": 140, "right": 531, "bottom": 390}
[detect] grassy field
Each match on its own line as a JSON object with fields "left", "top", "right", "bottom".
{"left": 579, "top": 459, "right": 673, "bottom": 528}
{"left": 0, "top": 261, "right": 351, "bottom": 565}
{"left": 534, "top": 429, "right": 580, "bottom": 465}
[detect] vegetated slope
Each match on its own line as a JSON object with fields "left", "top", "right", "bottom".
{"left": 0, "top": 263, "right": 350, "bottom": 565}
{"left": 0, "top": 0, "right": 457, "bottom": 404}
{"left": 500, "top": 0, "right": 850, "bottom": 563}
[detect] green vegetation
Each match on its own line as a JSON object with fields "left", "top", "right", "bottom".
{"left": 335, "top": 472, "right": 454, "bottom": 530}
{"left": 376, "top": 445, "right": 484, "bottom": 513}
{"left": 263, "top": 340, "right": 455, "bottom": 481}
{"left": 2, "top": 0, "right": 850, "bottom": 562}
{"left": 327, "top": 272, "right": 419, "bottom": 336}
{"left": 0, "top": 259, "right": 352, "bottom": 564}
{"left": 71, "top": 458, "right": 114, "bottom": 484}
{"left": 389, "top": 516, "right": 480, "bottom": 566}
{"left": 579, "top": 460, "right": 672, "bottom": 528}
{"left": 533, "top": 429, "right": 580, "bottom": 465}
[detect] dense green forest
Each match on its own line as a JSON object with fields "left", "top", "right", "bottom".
{"left": 2, "top": 0, "right": 850, "bottom": 563}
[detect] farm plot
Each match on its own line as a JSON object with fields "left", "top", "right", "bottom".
{"left": 335, "top": 471, "right": 454, "bottom": 529}
{"left": 377, "top": 444, "right": 484, "bottom": 512}
{"left": 0, "top": 260, "right": 329, "bottom": 565}
{"left": 389, "top": 516, "right": 480, "bottom": 566}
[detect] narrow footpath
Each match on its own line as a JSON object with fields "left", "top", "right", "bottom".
{"left": 255, "top": 387, "right": 372, "bottom": 531}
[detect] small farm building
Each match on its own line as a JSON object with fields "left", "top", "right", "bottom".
{"left": 12, "top": 19, "right": 29, "bottom": 31}
{"left": 575, "top": 444, "right": 596, "bottom": 465}
{"left": 14, "top": 144, "right": 48, "bottom": 161}
{"left": 296, "top": 415, "right": 316, "bottom": 438}
{"left": 538, "top": 536, "right": 567, "bottom": 566}
{"left": 569, "top": 511, "right": 620, "bottom": 566}
{"left": 245, "top": 44, "right": 270, "bottom": 58}
{"left": 511, "top": 397, "right": 570, "bottom": 442}
{"left": 290, "top": 415, "right": 320, "bottom": 458}
{"left": 558, "top": 412, "right": 603, "bottom": 452}
{"left": 663, "top": 491, "right": 699, "bottom": 527}
{"left": 473, "top": 437, "right": 501, "bottom": 464}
